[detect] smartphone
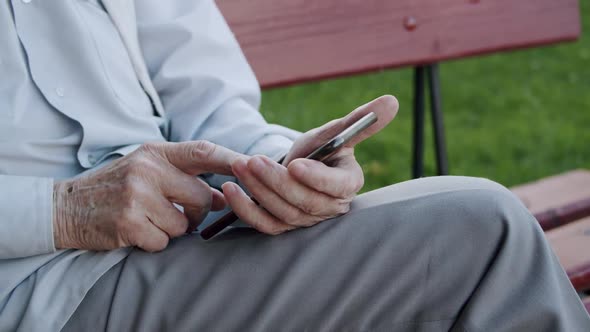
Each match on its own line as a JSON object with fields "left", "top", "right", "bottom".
{"left": 200, "top": 112, "right": 378, "bottom": 240}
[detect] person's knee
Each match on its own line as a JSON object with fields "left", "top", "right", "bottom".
{"left": 355, "top": 176, "right": 515, "bottom": 211}
{"left": 356, "top": 176, "right": 539, "bottom": 248}
{"left": 426, "top": 180, "right": 539, "bottom": 249}
{"left": 430, "top": 176, "right": 515, "bottom": 196}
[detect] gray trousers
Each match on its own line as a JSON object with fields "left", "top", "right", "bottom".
{"left": 62, "top": 177, "right": 590, "bottom": 331}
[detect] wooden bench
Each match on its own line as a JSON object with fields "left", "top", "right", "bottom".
{"left": 216, "top": 0, "right": 581, "bottom": 177}
{"left": 215, "top": 0, "right": 586, "bottom": 311}
{"left": 512, "top": 170, "right": 590, "bottom": 303}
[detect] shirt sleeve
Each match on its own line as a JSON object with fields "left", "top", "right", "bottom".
{"left": 0, "top": 175, "right": 55, "bottom": 259}
{"left": 134, "top": 0, "right": 302, "bottom": 160}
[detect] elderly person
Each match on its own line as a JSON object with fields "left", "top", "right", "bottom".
{"left": 1, "top": 0, "right": 588, "bottom": 331}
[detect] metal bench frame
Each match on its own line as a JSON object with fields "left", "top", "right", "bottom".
{"left": 412, "top": 64, "right": 448, "bottom": 178}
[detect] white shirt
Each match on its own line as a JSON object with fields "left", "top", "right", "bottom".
{"left": 0, "top": 0, "right": 299, "bottom": 330}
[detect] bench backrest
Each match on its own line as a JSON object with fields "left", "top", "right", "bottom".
{"left": 216, "top": 0, "right": 581, "bottom": 89}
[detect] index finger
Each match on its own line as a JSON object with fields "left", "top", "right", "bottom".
{"left": 161, "top": 140, "right": 245, "bottom": 176}
{"left": 284, "top": 95, "right": 398, "bottom": 164}
{"left": 339, "top": 94, "right": 398, "bottom": 147}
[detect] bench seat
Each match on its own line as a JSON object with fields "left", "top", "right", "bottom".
{"left": 512, "top": 170, "right": 590, "bottom": 312}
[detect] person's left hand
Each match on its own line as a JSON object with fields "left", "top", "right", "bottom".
{"left": 221, "top": 95, "right": 399, "bottom": 235}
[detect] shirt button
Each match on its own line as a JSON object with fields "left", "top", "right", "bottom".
{"left": 55, "top": 87, "right": 65, "bottom": 97}
{"left": 22, "top": 0, "right": 32, "bottom": 3}
{"left": 88, "top": 154, "right": 97, "bottom": 164}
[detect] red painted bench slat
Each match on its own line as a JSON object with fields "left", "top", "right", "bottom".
{"left": 535, "top": 198, "right": 590, "bottom": 231}
{"left": 546, "top": 217, "right": 590, "bottom": 292}
{"left": 216, "top": 0, "right": 581, "bottom": 88}
{"left": 514, "top": 171, "right": 590, "bottom": 293}
{"left": 567, "top": 262, "right": 590, "bottom": 292}
{"left": 512, "top": 170, "right": 590, "bottom": 216}
{"left": 584, "top": 297, "right": 590, "bottom": 314}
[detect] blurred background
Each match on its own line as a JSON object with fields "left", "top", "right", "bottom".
{"left": 259, "top": 0, "right": 589, "bottom": 193}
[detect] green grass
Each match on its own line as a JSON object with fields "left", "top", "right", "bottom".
{"left": 260, "top": 1, "right": 590, "bottom": 193}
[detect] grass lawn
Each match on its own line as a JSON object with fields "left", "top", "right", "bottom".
{"left": 260, "top": 1, "right": 590, "bottom": 193}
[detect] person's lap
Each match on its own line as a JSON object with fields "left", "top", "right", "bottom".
{"left": 63, "top": 176, "right": 589, "bottom": 331}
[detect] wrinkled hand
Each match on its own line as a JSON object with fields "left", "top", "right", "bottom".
{"left": 53, "top": 141, "right": 243, "bottom": 252}
{"left": 222, "top": 95, "right": 399, "bottom": 235}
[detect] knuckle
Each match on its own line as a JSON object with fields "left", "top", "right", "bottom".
{"left": 186, "top": 206, "right": 209, "bottom": 226}
{"left": 120, "top": 203, "right": 139, "bottom": 221}
{"left": 190, "top": 140, "right": 216, "bottom": 161}
{"left": 301, "top": 215, "right": 321, "bottom": 227}
{"left": 201, "top": 186, "right": 214, "bottom": 207}
{"left": 167, "top": 227, "right": 184, "bottom": 239}
{"left": 121, "top": 180, "right": 142, "bottom": 206}
{"left": 297, "top": 200, "right": 313, "bottom": 215}
{"left": 126, "top": 156, "right": 157, "bottom": 179}
{"left": 314, "top": 199, "right": 350, "bottom": 220}
{"left": 317, "top": 176, "right": 331, "bottom": 192}
{"left": 333, "top": 184, "right": 349, "bottom": 198}
{"left": 336, "top": 177, "right": 355, "bottom": 196}
{"left": 266, "top": 225, "right": 287, "bottom": 236}
{"left": 138, "top": 142, "right": 164, "bottom": 155}
{"left": 254, "top": 220, "right": 287, "bottom": 236}
{"left": 186, "top": 177, "right": 211, "bottom": 199}
{"left": 135, "top": 231, "right": 169, "bottom": 253}
{"left": 337, "top": 202, "right": 351, "bottom": 215}
{"left": 115, "top": 235, "right": 129, "bottom": 249}
{"left": 171, "top": 217, "right": 189, "bottom": 237}
{"left": 281, "top": 207, "right": 311, "bottom": 227}
{"left": 157, "top": 240, "right": 169, "bottom": 252}
{"left": 121, "top": 173, "right": 136, "bottom": 190}
{"left": 352, "top": 172, "right": 365, "bottom": 193}
{"left": 299, "top": 198, "right": 323, "bottom": 216}
{"left": 115, "top": 211, "right": 139, "bottom": 238}
{"left": 274, "top": 180, "right": 289, "bottom": 197}
{"left": 292, "top": 192, "right": 309, "bottom": 210}
{"left": 336, "top": 176, "right": 363, "bottom": 198}
{"left": 148, "top": 236, "right": 169, "bottom": 252}
{"left": 287, "top": 210, "right": 307, "bottom": 226}
{"left": 119, "top": 230, "right": 136, "bottom": 248}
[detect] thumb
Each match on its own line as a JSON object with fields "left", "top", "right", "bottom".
{"left": 160, "top": 140, "right": 244, "bottom": 176}
{"left": 285, "top": 95, "right": 398, "bottom": 164}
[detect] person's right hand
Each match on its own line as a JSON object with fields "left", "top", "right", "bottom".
{"left": 53, "top": 141, "right": 242, "bottom": 252}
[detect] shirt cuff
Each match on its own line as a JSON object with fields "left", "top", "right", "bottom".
{"left": 0, "top": 175, "right": 55, "bottom": 259}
